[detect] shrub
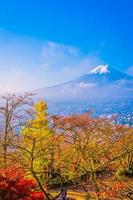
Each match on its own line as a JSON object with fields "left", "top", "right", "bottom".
{"left": 0, "top": 166, "right": 44, "bottom": 200}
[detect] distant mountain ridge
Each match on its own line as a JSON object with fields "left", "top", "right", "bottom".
{"left": 34, "top": 65, "right": 133, "bottom": 102}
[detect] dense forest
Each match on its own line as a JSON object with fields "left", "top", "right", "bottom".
{"left": 0, "top": 94, "right": 132, "bottom": 200}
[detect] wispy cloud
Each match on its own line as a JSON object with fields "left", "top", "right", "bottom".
{"left": 0, "top": 31, "right": 103, "bottom": 93}
{"left": 127, "top": 65, "right": 133, "bottom": 76}
{"left": 40, "top": 41, "right": 103, "bottom": 84}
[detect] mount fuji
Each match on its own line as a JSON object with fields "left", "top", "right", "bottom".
{"left": 34, "top": 65, "right": 133, "bottom": 102}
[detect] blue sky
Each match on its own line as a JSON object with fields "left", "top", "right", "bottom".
{"left": 0, "top": 0, "right": 133, "bottom": 92}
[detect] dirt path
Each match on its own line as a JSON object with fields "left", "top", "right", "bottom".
{"left": 67, "top": 191, "right": 85, "bottom": 199}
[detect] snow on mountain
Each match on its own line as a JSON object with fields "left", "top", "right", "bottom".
{"left": 88, "top": 65, "right": 110, "bottom": 74}
{"left": 34, "top": 65, "right": 133, "bottom": 101}
{"left": 73, "top": 65, "right": 133, "bottom": 85}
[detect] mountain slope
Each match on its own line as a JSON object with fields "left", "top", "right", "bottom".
{"left": 72, "top": 65, "right": 133, "bottom": 86}
{"left": 34, "top": 65, "right": 133, "bottom": 101}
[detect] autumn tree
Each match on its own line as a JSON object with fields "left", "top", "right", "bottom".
{"left": 0, "top": 95, "right": 132, "bottom": 200}
{"left": 0, "top": 93, "right": 33, "bottom": 167}
{"left": 52, "top": 114, "right": 133, "bottom": 200}
{"left": 14, "top": 100, "right": 64, "bottom": 200}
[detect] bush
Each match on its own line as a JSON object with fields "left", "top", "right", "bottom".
{"left": 125, "top": 167, "right": 133, "bottom": 177}
{"left": 116, "top": 168, "right": 125, "bottom": 179}
{"left": 0, "top": 166, "right": 44, "bottom": 200}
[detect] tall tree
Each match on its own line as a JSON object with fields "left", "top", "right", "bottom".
{"left": 0, "top": 93, "right": 33, "bottom": 167}
{"left": 15, "top": 100, "right": 63, "bottom": 200}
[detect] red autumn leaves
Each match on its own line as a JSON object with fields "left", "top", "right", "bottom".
{"left": 0, "top": 166, "right": 44, "bottom": 200}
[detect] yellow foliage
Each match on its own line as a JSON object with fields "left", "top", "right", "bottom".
{"left": 18, "top": 100, "right": 53, "bottom": 174}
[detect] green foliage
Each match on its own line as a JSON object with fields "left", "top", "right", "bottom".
{"left": 116, "top": 168, "right": 125, "bottom": 179}
{"left": 116, "top": 167, "right": 133, "bottom": 180}
{"left": 85, "top": 192, "right": 91, "bottom": 200}
{"left": 125, "top": 167, "right": 133, "bottom": 177}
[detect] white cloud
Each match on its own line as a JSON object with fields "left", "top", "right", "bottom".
{"left": 40, "top": 41, "right": 103, "bottom": 84}
{"left": 0, "top": 31, "right": 103, "bottom": 93}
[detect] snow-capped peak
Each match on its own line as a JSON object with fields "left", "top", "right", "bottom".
{"left": 89, "top": 65, "right": 110, "bottom": 74}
